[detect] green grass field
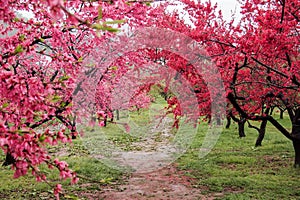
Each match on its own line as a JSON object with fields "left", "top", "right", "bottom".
{"left": 0, "top": 101, "right": 299, "bottom": 199}
{"left": 177, "top": 111, "right": 300, "bottom": 199}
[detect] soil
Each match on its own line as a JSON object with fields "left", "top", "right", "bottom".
{"left": 89, "top": 117, "right": 195, "bottom": 174}
{"left": 78, "top": 164, "right": 219, "bottom": 200}
{"left": 74, "top": 117, "right": 228, "bottom": 199}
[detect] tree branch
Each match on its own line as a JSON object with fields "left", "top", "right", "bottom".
{"left": 227, "top": 92, "right": 293, "bottom": 140}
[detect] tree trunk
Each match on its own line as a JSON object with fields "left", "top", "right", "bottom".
{"left": 255, "top": 107, "right": 270, "bottom": 146}
{"left": 104, "top": 117, "right": 107, "bottom": 127}
{"left": 269, "top": 106, "right": 275, "bottom": 115}
{"left": 116, "top": 109, "right": 120, "bottom": 120}
{"left": 291, "top": 108, "right": 300, "bottom": 167}
{"left": 216, "top": 114, "right": 222, "bottom": 126}
{"left": 280, "top": 109, "right": 284, "bottom": 119}
{"left": 238, "top": 118, "right": 246, "bottom": 137}
{"left": 110, "top": 112, "right": 114, "bottom": 122}
{"left": 207, "top": 114, "right": 211, "bottom": 124}
{"left": 228, "top": 111, "right": 245, "bottom": 137}
{"left": 255, "top": 119, "right": 268, "bottom": 146}
{"left": 2, "top": 152, "right": 16, "bottom": 166}
{"left": 293, "top": 139, "right": 300, "bottom": 167}
{"left": 226, "top": 115, "right": 231, "bottom": 129}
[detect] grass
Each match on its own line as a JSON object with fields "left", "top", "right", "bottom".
{"left": 1, "top": 100, "right": 300, "bottom": 199}
{"left": 0, "top": 139, "right": 124, "bottom": 199}
{"left": 177, "top": 111, "right": 300, "bottom": 199}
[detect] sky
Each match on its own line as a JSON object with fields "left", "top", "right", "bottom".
{"left": 164, "top": 0, "right": 242, "bottom": 29}
{"left": 19, "top": 1, "right": 242, "bottom": 23}
{"left": 209, "top": 0, "right": 241, "bottom": 22}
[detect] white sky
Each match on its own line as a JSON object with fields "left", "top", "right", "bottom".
{"left": 209, "top": 0, "right": 241, "bottom": 22}
{"left": 165, "top": 0, "right": 242, "bottom": 28}
{"left": 19, "top": 1, "right": 242, "bottom": 23}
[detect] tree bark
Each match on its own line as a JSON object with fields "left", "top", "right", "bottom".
{"left": 255, "top": 107, "right": 270, "bottom": 146}
{"left": 291, "top": 108, "right": 300, "bottom": 167}
{"left": 2, "top": 152, "right": 16, "bottom": 166}
{"left": 255, "top": 119, "right": 268, "bottom": 146}
{"left": 238, "top": 118, "right": 246, "bottom": 137}
{"left": 226, "top": 115, "right": 231, "bottom": 129}
{"left": 104, "top": 116, "right": 107, "bottom": 127}
{"left": 216, "top": 114, "right": 222, "bottom": 126}
{"left": 269, "top": 106, "right": 275, "bottom": 115}
{"left": 293, "top": 139, "right": 300, "bottom": 167}
{"left": 228, "top": 111, "right": 246, "bottom": 137}
{"left": 279, "top": 108, "right": 284, "bottom": 119}
{"left": 116, "top": 109, "right": 120, "bottom": 120}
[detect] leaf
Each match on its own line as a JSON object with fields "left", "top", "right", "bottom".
{"left": 102, "top": 26, "right": 119, "bottom": 33}
{"left": 51, "top": 95, "right": 61, "bottom": 103}
{"left": 92, "top": 23, "right": 120, "bottom": 32}
{"left": 77, "top": 57, "right": 83, "bottom": 63}
{"left": 18, "top": 34, "right": 26, "bottom": 41}
{"left": 104, "top": 19, "right": 126, "bottom": 25}
{"left": 61, "top": 101, "right": 66, "bottom": 107}
{"left": 91, "top": 23, "right": 103, "bottom": 30}
{"left": 2, "top": 102, "right": 9, "bottom": 108}
{"left": 13, "top": 17, "right": 19, "bottom": 22}
{"left": 109, "top": 66, "right": 118, "bottom": 71}
{"left": 98, "top": 6, "right": 102, "bottom": 20}
{"left": 59, "top": 75, "right": 70, "bottom": 81}
{"left": 14, "top": 44, "right": 24, "bottom": 54}
{"left": 39, "top": 135, "right": 46, "bottom": 142}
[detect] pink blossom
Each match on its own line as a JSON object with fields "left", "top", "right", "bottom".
{"left": 0, "top": 138, "right": 8, "bottom": 146}
{"left": 99, "top": 121, "right": 105, "bottom": 127}
{"left": 47, "top": 0, "right": 63, "bottom": 7}
{"left": 54, "top": 184, "right": 62, "bottom": 200}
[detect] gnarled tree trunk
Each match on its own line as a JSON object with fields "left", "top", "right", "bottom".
{"left": 228, "top": 111, "right": 246, "bottom": 137}
{"left": 255, "top": 107, "right": 270, "bottom": 146}
{"left": 292, "top": 139, "right": 300, "bottom": 167}
{"left": 291, "top": 108, "right": 300, "bottom": 167}
{"left": 279, "top": 108, "right": 285, "bottom": 119}
{"left": 225, "top": 115, "right": 231, "bottom": 129}
{"left": 116, "top": 109, "right": 120, "bottom": 120}
{"left": 255, "top": 119, "right": 268, "bottom": 146}
{"left": 238, "top": 118, "right": 246, "bottom": 137}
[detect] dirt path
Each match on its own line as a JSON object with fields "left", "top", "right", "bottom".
{"left": 79, "top": 117, "right": 222, "bottom": 199}
{"left": 86, "top": 164, "right": 217, "bottom": 200}
{"left": 87, "top": 117, "right": 196, "bottom": 174}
